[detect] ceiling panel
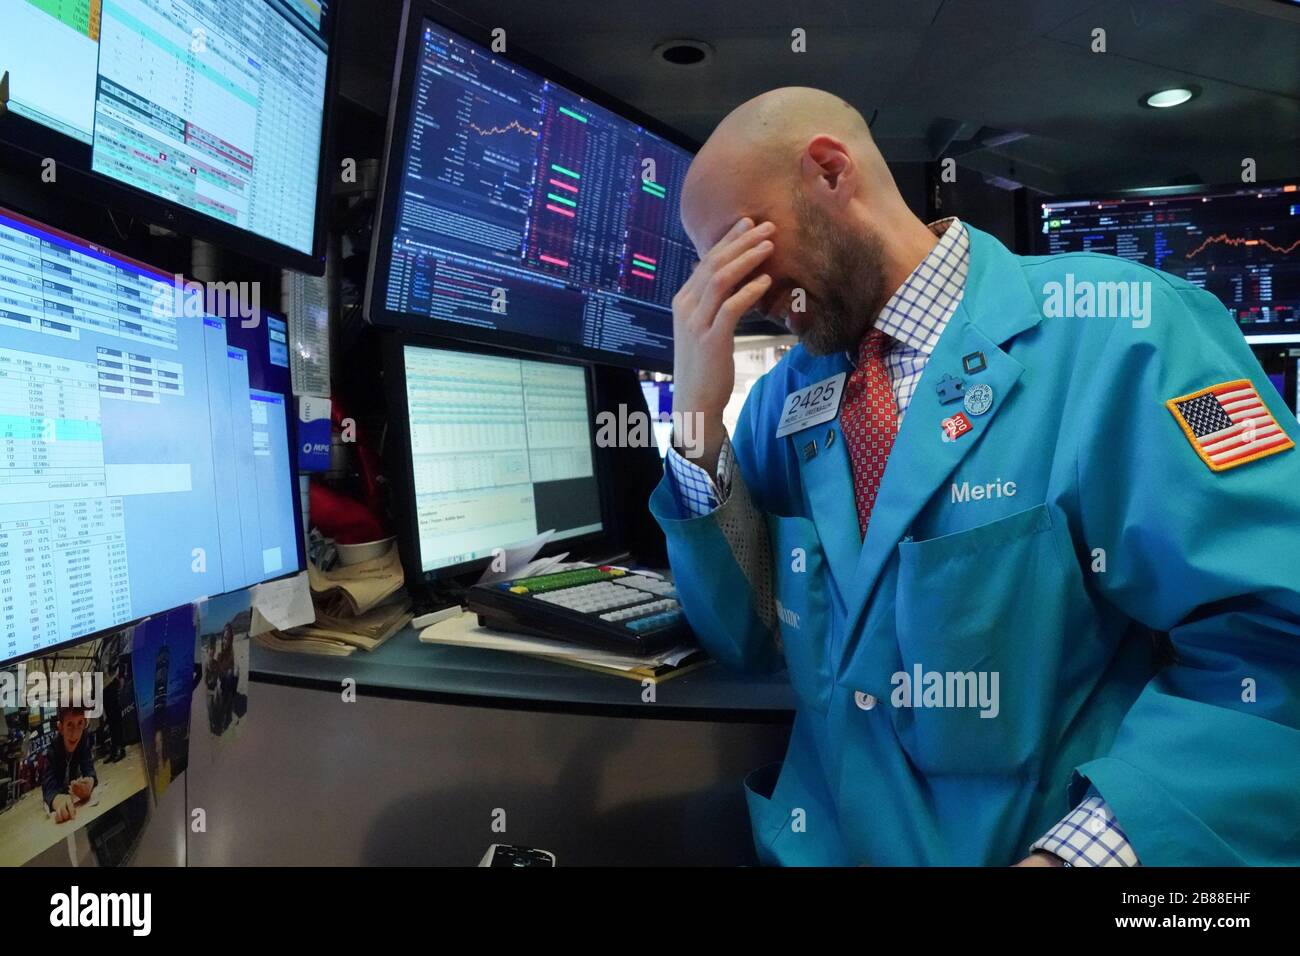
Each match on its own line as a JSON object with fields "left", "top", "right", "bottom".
{"left": 334, "top": 0, "right": 1300, "bottom": 193}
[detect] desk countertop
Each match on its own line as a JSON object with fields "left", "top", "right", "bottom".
{"left": 251, "top": 621, "right": 796, "bottom": 720}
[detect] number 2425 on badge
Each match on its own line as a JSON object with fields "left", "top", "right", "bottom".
{"left": 776, "top": 373, "right": 846, "bottom": 439}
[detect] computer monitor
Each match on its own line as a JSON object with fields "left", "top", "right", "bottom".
{"left": 364, "top": 1, "right": 697, "bottom": 373}
{"left": 385, "top": 337, "right": 607, "bottom": 580}
{"left": 1248, "top": 336, "right": 1300, "bottom": 419}
{"left": 0, "top": 0, "right": 336, "bottom": 273}
{"left": 0, "top": 203, "right": 303, "bottom": 666}
{"left": 1032, "top": 182, "right": 1300, "bottom": 336}
{"left": 638, "top": 377, "right": 674, "bottom": 459}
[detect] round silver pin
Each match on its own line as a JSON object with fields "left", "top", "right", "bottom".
{"left": 964, "top": 383, "right": 994, "bottom": 417}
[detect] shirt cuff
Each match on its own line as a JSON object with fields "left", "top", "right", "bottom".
{"left": 1030, "top": 788, "right": 1140, "bottom": 867}
{"left": 665, "top": 434, "right": 734, "bottom": 518}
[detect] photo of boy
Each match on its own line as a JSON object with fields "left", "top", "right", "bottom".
{"left": 43, "top": 706, "right": 97, "bottom": 823}
{"left": 0, "top": 630, "right": 149, "bottom": 866}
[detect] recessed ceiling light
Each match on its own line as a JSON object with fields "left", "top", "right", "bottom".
{"left": 653, "top": 39, "right": 713, "bottom": 68}
{"left": 1141, "top": 86, "right": 1199, "bottom": 109}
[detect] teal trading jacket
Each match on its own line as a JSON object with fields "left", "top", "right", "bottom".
{"left": 650, "top": 226, "right": 1300, "bottom": 866}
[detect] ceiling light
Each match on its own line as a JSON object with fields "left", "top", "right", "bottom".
{"left": 1141, "top": 86, "right": 1198, "bottom": 109}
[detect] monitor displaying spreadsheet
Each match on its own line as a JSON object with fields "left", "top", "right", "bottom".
{"left": 0, "top": 203, "right": 301, "bottom": 665}
{"left": 399, "top": 343, "right": 602, "bottom": 573}
{"left": 0, "top": 0, "right": 333, "bottom": 268}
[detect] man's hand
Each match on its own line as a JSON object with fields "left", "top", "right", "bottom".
{"left": 1013, "top": 851, "right": 1066, "bottom": 867}
{"left": 51, "top": 793, "right": 77, "bottom": 823}
{"left": 671, "top": 217, "right": 776, "bottom": 476}
{"left": 69, "top": 777, "right": 95, "bottom": 802}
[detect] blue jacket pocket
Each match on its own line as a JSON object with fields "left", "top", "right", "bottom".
{"left": 892, "top": 503, "right": 1073, "bottom": 776}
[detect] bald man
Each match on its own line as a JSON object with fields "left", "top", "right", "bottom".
{"left": 652, "top": 87, "right": 1300, "bottom": 866}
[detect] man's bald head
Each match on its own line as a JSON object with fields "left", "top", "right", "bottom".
{"left": 677, "top": 87, "right": 935, "bottom": 355}
{"left": 691, "top": 87, "right": 874, "bottom": 177}
{"left": 681, "top": 87, "right": 896, "bottom": 251}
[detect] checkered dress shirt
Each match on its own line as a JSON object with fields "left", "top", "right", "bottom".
{"left": 664, "top": 217, "right": 1140, "bottom": 867}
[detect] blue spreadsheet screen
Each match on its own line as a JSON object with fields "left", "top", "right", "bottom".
{"left": 380, "top": 18, "right": 696, "bottom": 366}
{"left": 0, "top": 206, "right": 300, "bottom": 664}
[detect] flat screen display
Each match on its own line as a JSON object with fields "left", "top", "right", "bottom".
{"left": 1034, "top": 182, "right": 1300, "bottom": 335}
{"left": 366, "top": 5, "right": 697, "bottom": 371}
{"left": 399, "top": 342, "right": 602, "bottom": 573}
{"left": 0, "top": 0, "right": 333, "bottom": 268}
{"left": 0, "top": 203, "right": 302, "bottom": 665}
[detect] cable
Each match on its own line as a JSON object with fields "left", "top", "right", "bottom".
{"left": 106, "top": 209, "right": 132, "bottom": 240}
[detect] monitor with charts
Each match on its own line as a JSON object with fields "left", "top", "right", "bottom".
{"left": 1033, "top": 182, "right": 1300, "bottom": 336}
{"left": 365, "top": 1, "right": 697, "bottom": 372}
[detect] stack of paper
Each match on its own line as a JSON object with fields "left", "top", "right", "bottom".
{"left": 258, "top": 544, "right": 412, "bottom": 656}
{"left": 309, "top": 543, "right": 405, "bottom": 615}
{"left": 255, "top": 629, "right": 354, "bottom": 657}
{"left": 418, "top": 612, "right": 708, "bottom": 683}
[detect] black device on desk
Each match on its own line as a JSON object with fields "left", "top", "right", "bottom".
{"left": 479, "top": 844, "right": 557, "bottom": 867}
{"left": 468, "top": 566, "right": 689, "bottom": 655}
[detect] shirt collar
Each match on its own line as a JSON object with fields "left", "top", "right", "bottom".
{"left": 867, "top": 217, "right": 969, "bottom": 357}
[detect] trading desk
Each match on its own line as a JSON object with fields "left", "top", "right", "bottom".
{"left": 179, "top": 626, "right": 796, "bottom": 866}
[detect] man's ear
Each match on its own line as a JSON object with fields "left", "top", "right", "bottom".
{"left": 801, "top": 135, "right": 855, "bottom": 208}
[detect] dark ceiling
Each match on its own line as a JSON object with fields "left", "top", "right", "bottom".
{"left": 335, "top": 0, "right": 1300, "bottom": 193}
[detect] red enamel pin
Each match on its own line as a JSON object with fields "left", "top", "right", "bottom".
{"left": 941, "top": 412, "right": 973, "bottom": 442}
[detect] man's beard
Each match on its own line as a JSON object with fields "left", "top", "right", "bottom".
{"left": 790, "top": 192, "right": 888, "bottom": 357}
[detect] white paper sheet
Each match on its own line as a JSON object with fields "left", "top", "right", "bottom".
{"left": 249, "top": 571, "right": 315, "bottom": 634}
{"left": 476, "top": 529, "right": 555, "bottom": 585}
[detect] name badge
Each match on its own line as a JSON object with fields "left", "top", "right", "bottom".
{"left": 776, "top": 372, "right": 847, "bottom": 439}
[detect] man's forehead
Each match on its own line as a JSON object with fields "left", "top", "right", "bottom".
{"left": 695, "top": 215, "right": 743, "bottom": 256}
{"left": 687, "top": 196, "right": 771, "bottom": 256}
{"left": 690, "top": 198, "right": 785, "bottom": 257}
{"left": 683, "top": 149, "right": 751, "bottom": 247}
{"left": 685, "top": 166, "right": 794, "bottom": 256}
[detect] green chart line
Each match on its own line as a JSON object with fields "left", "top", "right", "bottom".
{"left": 550, "top": 164, "right": 581, "bottom": 179}
{"left": 557, "top": 106, "right": 589, "bottom": 123}
{"left": 546, "top": 193, "right": 577, "bottom": 207}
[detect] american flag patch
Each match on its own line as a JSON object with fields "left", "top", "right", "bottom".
{"left": 1166, "top": 379, "right": 1294, "bottom": 472}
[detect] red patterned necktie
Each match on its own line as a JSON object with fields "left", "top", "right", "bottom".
{"left": 839, "top": 328, "right": 899, "bottom": 536}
